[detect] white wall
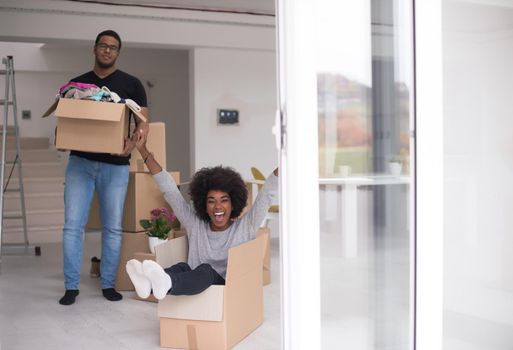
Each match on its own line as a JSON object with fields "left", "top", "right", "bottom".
{"left": 443, "top": 0, "right": 513, "bottom": 341}
{"left": 192, "top": 48, "right": 277, "bottom": 179}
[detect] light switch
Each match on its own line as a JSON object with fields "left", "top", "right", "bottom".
{"left": 217, "top": 109, "right": 239, "bottom": 125}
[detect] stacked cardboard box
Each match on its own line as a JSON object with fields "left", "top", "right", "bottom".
{"left": 114, "top": 122, "right": 177, "bottom": 291}
{"left": 115, "top": 232, "right": 150, "bottom": 291}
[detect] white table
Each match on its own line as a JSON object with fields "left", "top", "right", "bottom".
{"left": 319, "top": 175, "right": 410, "bottom": 258}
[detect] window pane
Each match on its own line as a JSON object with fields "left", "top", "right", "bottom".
{"left": 443, "top": 2, "right": 513, "bottom": 349}
{"left": 316, "top": 0, "right": 414, "bottom": 349}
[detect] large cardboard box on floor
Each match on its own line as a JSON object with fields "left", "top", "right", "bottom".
{"left": 42, "top": 98, "right": 134, "bottom": 154}
{"left": 257, "top": 228, "right": 271, "bottom": 286}
{"left": 129, "top": 122, "right": 166, "bottom": 172}
{"left": 156, "top": 233, "right": 267, "bottom": 350}
{"left": 86, "top": 171, "right": 180, "bottom": 232}
{"left": 131, "top": 229, "right": 268, "bottom": 304}
{"left": 115, "top": 232, "right": 151, "bottom": 291}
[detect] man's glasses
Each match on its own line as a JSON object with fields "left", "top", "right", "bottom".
{"left": 96, "top": 43, "right": 119, "bottom": 52}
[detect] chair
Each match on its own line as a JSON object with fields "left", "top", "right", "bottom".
{"left": 250, "top": 166, "right": 279, "bottom": 227}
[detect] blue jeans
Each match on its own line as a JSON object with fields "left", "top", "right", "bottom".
{"left": 63, "top": 155, "right": 129, "bottom": 290}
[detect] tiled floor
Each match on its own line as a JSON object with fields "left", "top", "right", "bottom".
{"left": 0, "top": 232, "right": 281, "bottom": 350}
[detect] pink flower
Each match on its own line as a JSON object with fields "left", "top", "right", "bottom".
{"left": 140, "top": 207, "right": 177, "bottom": 240}
{"left": 150, "top": 207, "right": 176, "bottom": 222}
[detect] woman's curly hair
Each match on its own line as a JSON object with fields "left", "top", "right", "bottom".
{"left": 188, "top": 166, "right": 248, "bottom": 223}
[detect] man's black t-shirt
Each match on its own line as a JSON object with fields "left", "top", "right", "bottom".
{"left": 69, "top": 69, "right": 147, "bottom": 165}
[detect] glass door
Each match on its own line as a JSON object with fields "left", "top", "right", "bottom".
{"left": 315, "top": 1, "right": 415, "bottom": 348}
{"left": 277, "top": 0, "right": 415, "bottom": 349}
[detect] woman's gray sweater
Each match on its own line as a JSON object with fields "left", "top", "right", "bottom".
{"left": 153, "top": 170, "right": 278, "bottom": 278}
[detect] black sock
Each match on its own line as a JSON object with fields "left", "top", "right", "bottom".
{"left": 59, "top": 289, "right": 79, "bottom": 305}
{"left": 102, "top": 288, "right": 123, "bottom": 301}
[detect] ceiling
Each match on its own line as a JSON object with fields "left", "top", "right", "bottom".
{"left": 445, "top": 0, "right": 513, "bottom": 33}
{"left": 70, "top": 0, "right": 276, "bottom": 16}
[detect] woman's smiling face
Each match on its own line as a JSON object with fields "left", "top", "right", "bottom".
{"left": 206, "top": 190, "right": 233, "bottom": 231}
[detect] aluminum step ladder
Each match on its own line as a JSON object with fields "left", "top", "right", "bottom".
{"left": 0, "top": 56, "right": 40, "bottom": 273}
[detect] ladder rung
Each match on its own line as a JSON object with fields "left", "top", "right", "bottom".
{"left": 0, "top": 100, "right": 14, "bottom": 106}
{"left": 0, "top": 70, "right": 6, "bottom": 75}
{"left": 0, "top": 125, "right": 17, "bottom": 135}
{"left": 4, "top": 188, "right": 21, "bottom": 192}
{"left": 3, "top": 215, "right": 25, "bottom": 220}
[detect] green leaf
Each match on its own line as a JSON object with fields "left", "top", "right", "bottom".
{"left": 140, "top": 219, "right": 151, "bottom": 230}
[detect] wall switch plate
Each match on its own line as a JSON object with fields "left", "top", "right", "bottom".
{"left": 217, "top": 109, "right": 239, "bottom": 125}
{"left": 22, "top": 110, "right": 31, "bottom": 120}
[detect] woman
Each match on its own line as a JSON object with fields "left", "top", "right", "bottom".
{"left": 126, "top": 132, "right": 278, "bottom": 300}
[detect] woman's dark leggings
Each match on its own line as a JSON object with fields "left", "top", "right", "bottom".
{"left": 163, "top": 262, "right": 225, "bottom": 296}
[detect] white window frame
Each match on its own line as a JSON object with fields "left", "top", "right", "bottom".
{"left": 414, "top": 0, "right": 444, "bottom": 349}
{"left": 276, "top": 0, "right": 322, "bottom": 349}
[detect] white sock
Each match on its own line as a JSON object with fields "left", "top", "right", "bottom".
{"left": 142, "top": 260, "right": 172, "bottom": 300}
{"left": 126, "top": 259, "right": 151, "bottom": 299}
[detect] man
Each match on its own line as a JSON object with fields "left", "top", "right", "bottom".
{"left": 59, "top": 30, "right": 149, "bottom": 305}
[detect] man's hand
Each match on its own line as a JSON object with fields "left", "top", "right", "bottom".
{"left": 112, "top": 134, "right": 137, "bottom": 157}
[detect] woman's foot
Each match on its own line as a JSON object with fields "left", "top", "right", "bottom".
{"left": 142, "top": 260, "right": 172, "bottom": 300}
{"left": 126, "top": 259, "right": 151, "bottom": 299}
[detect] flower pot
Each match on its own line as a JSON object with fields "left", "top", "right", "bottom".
{"left": 148, "top": 236, "right": 167, "bottom": 254}
{"left": 388, "top": 161, "right": 402, "bottom": 176}
{"left": 338, "top": 165, "right": 352, "bottom": 177}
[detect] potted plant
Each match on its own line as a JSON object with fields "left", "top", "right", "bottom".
{"left": 140, "top": 207, "right": 176, "bottom": 254}
{"left": 387, "top": 155, "right": 403, "bottom": 176}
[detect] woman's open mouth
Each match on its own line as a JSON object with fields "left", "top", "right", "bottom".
{"left": 214, "top": 211, "right": 225, "bottom": 223}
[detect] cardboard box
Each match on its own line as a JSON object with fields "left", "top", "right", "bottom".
{"left": 87, "top": 171, "right": 180, "bottom": 232}
{"left": 257, "top": 228, "right": 271, "bottom": 286}
{"left": 115, "top": 232, "right": 150, "bottom": 291}
{"left": 42, "top": 98, "right": 132, "bottom": 154}
{"left": 130, "top": 229, "right": 268, "bottom": 304}
{"left": 157, "top": 234, "right": 267, "bottom": 350}
{"left": 122, "top": 171, "right": 180, "bottom": 232}
{"left": 129, "top": 122, "right": 166, "bottom": 172}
